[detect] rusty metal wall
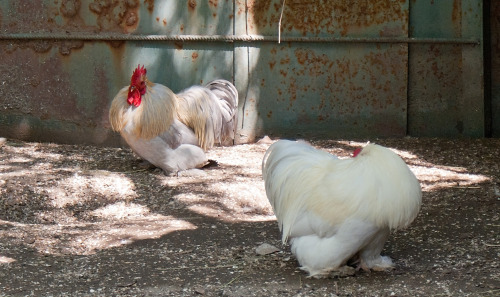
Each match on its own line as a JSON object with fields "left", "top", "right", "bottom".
{"left": 0, "top": 0, "right": 235, "bottom": 146}
{"left": 235, "top": 0, "right": 410, "bottom": 142}
{"left": 491, "top": 1, "right": 500, "bottom": 137}
{"left": 407, "top": 0, "right": 484, "bottom": 137}
{"left": 0, "top": 0, "right": 485, "bottom": 146}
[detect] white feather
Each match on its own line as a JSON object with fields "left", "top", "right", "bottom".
{"left": 262, "top": 140, "right": 422, "bottom": 276}
{"left": 176, "top": 80, "right": 238, "bottom": 150}
{"left": 121, "top": 116, "right": 208, "bottom": 173}
{"left": 110, "top": 75, "right": 238, "bottom": 174}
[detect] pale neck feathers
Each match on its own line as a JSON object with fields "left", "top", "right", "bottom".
{"left": 109, "top": 82, "right": 178, "bottom": 140}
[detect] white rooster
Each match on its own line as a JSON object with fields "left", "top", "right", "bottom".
{"left": 262, "top": 140, "right": 422, "bottom": 278}
{"left": 109, "top": 65, "right": 238, "bottom": 174}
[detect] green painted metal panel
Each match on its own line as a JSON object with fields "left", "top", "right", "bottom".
{"left": 0, "top": 0, "right": 487, "bottom": 145}
{"left": 235, "top": 0, "right": 410, "bottom": 142}
{"left": 0, "top": 1, "right": 234, "bottom": 35}
{"left": 242, "top": 0, "right": 409, "bottom": 38}
{"left": 0, "top": 0, "right": 235, "bottom": 145}
{"left": 235, "top": 42, "right": 408, "bottom": 141}
{"left": 407, "top": 0, "right": 484, "bottom": 137}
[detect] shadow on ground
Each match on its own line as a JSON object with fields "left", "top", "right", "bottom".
{"left": 0, "top": 137, "right": 499, "bottom": 296}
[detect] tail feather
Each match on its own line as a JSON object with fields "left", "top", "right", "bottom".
{"left": 205, "top": 79, "right": 239, "bottom": 145}
{"left": 176, "top": 80, "right": 238, "bottom": 150}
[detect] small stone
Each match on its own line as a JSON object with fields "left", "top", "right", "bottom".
{"left": 255, "top": 243, "right": 280, "bottom": 255}
{"left": 256, "top": 135, "right": 273, "bottom": 145}
{"left": 194, "top": 286, "right": 205, "bottom": 295}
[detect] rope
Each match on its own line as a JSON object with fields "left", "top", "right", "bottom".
{"left": 0, "top": 33, "right": 480, "bottom": 45}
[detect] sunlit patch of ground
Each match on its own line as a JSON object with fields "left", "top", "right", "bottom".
{"left": 0, "top": 137, "right": 499, "bottom": 296}
{"left": 1, "top": 138, "right": 497, "bottom": 256}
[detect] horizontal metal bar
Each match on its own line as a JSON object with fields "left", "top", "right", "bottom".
{"left": 0, "top": 33, "right": 481, "bottom": 45}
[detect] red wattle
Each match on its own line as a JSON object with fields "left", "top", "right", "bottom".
{"left": 127, "top": 90, "right": 141, "bottom": 107}
{"left": 352, "top": 148, "right": 362, "bottom": 157}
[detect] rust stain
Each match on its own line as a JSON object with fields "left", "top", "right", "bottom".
{"left": 451, "top": 0, "right": 462, "bottom": 36}
{"left": 88, "top": 0, "right": 140, "bottom": 33}
{"left": 60, "top": 0, "right": 81, "bottom": 18}
{"left": 27, "top": 41, "right": 52, "bottom": 54}
{"left": 280, "top": 56, "right": 290, "bottom": 65}
{"left": 295, "top": 50, "right": 307, "bottom": 65}
{"left": 59, "top": 40, "right": 84, "bottom": 56}
{"left": 124, "top": 11, "right": 138, "bottom": 27}
{"left": 236, "top": 0, "right": 246, "bottom": 15}
{"left": 288, "top": 77, "right": 297, "bottom": 102}
{"left": 163, "top": 19, "right": 167, "bottom": 26}
{"left": 293, "top": 49, "right": 333, "bottom": 77}
{"left": 192, "top": 52, "right": 199, "bottom": 60}
{"left": 209, "top": 0, "right": 219, "bottom": 8}
{"left": 108, "top": 40, "right": 126, "bottom": 49}
{"left": 188, "top": 0, "right": 197, "bottom": 11}
{"left": 3, "top": 1, "right": 58, "bottom": 34}
{"left": 174, "top": 41, "right": 183, "bottom": 50}
{"left": 144, "top": 0, "right": 154, "bottom": 13}
{"left": 3, "top": 1, "right": 116, "bottom": 55}
{"left": 127, "top": 0, "right": 139, "bottom": 8}
{"left": 247, "top": 0, "right": 408, "bottom": 36}
{"left": 274, "top": 45, "right": 408, "bottom": 119}
{"left": 269, "top": 60, "right": 276, "bottom": 70}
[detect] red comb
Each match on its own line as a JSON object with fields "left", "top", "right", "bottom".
{"left": 130, "top": 64, "right": 147, "bottom": 85}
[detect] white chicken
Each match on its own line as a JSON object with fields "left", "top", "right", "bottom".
{"left": 262, "top": 140, "right": 422, "bottom": 278}
{"left": 109, "top": 65, "right": 238, "bottom": 174}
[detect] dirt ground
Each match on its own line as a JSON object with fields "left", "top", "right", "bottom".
{"left": 0, "top": 136, "right": 499, "bottom": 297}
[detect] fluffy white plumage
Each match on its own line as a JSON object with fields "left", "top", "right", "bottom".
{"left": 262, "top": 140, "right": 422, "bottom": 277}
{"left": 109, "top": 66, "right": 238, "bottom": 174}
